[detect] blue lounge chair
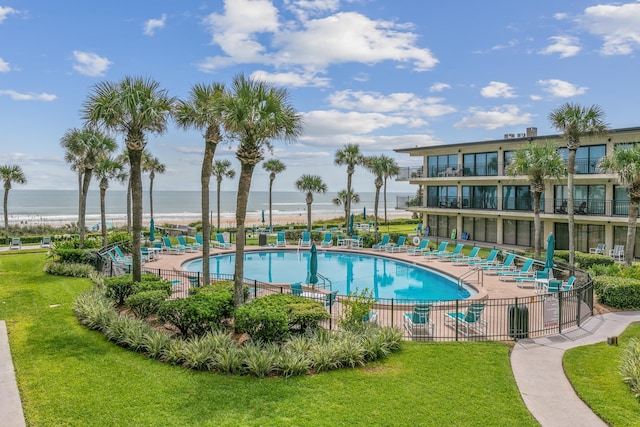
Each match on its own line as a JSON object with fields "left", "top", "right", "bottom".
{"left": 562, "top": 276, "right": 576, "bottom": 291}
{"left": 498, "top": 258, "right": 535, "bottom": 281}
{"left": 192, "top": 234, "right": 205, "bottom": 250}
{"left": 424, "top": 241, "right": 449, "bottom": 259}
{"left": 468, "top": 249, "right": 499, "bottom": 267}
{"left": 482, "top": 253, "right": 516, "bottom": 274}
{"left": 545, "top": 279, "right": 563, "bottom": 294}
{"left": 214, "top": 233, "right": 232, "bottom": 249}
{"left": 437, "top": 243, "right": 464, "bottom": 261}
{"left": 162, "top": 236, "right": 186, "bottom": 254}
{"left": 386, "top": 235, "right": 408, "bottom": 252}
{"left": 299, "top": 231, "right": 311, "bottom": 248}
{"left": 336, "top": 235, "right": 345, "bottom": 247}
{"left": 407, "top": 239, "right": 430, "bottom": 256}
{"left": 290, "top": 282, "right": 303, "bottom": 296}
{"left": 403, "top": 304, "right": 435, "bottom": 339}
{"left": 188, "top": 275, "right": 201, "bottom": 288}
{"left": 325, "top": 290, "right": 339, "bottom": 307}
{"left": 372, "top": 235, "right": 391, "bottom": 251}
{"left": 114, "top": 246, "right": 146, "bottom": 263}
{"left": 451, "top": 247, "right": 481, "bottom": 266}
{"left": 320, "top": 232, "right": 333, "bottom": 247}
{"left": 276, "top": 231, "right": 287, "bottom": 247}
{"left": 516, "top": 268, "right": 548, "bottom": 287}
{"left": 177, "top": 235, "right": 199, "bottom": 252}
{"left": 445, "top": 303, "right": 487, "bottom": 336}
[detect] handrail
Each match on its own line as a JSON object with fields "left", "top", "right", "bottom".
{"left": 459, "top": 267, "right": 483, "bottom": 289}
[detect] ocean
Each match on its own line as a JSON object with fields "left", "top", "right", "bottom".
{"left": 3, "top": 190, "right": 411, "bottom": 227}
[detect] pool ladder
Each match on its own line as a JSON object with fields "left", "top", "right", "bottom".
{"left": 458, "top": 268, "right": 483, "bottom": 290}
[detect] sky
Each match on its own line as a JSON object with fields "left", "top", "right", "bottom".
{"left": 1, "top": 0, "right": 640, "bottom": 195}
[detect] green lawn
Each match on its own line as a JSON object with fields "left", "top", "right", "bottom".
{"left": 0, "top": 252, "right": 537, "bottom": 426}
{"left": 564, "top": 323, "right": 640, "bottom": 426}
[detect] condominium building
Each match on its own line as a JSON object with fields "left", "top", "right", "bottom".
{"left": 394, "top": 126, "right": 640, "bottom": 258}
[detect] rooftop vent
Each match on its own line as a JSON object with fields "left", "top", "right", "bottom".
{"left": 526, "top": 127, "right": 538, "bottom": 137}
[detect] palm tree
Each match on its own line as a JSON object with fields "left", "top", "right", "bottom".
{"left": 221, "top": 74, "right": 303, "bottom": 307}
{"left": 549, "top": 103, "right": 607, "bottom": 269}
{"left": 60, "top": 127, "right": 117, "bottom": 247}
{"left": 382, "top": 157, "right": 399, "bottom": 223}
{"left": 94, "top": 155, "right": 125, "bottom": 247}
{"left": 82, "top": 76, "right": 175, "bottom": 282}
{"left": 334, "top": 143, "right": 364, "bottom": 230}
{"left": 364, "top": 155, "right": 394, "bottom": 242}
{"left": 174, "top": 83, "right": 226, "bottom": 286}
{"left": 505, "top": 142, "right": 567, "bottom": 258}
{"left": 333, "top": 189, "right": 361, "bottom": 229}
{"left": 115, "top": 151, "right": 132, "bottom": 233}
{"left": 0, "top": 164, "right": 26, "bottom": 244}
{"left": 212, "top": 159, "right": 236, "bottom": 232}
{"left": 599, "top": 145, "right": 640, "bottom": 266}
{"left": 142, "top": 152, "right": 166, "bottom": 220}
{"left": 262, "top": 159, "right": 286, "bottom": 230}
{"left": 295, "top": 174, "right": 327, "bottom": 231}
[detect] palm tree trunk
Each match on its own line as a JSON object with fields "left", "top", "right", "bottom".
{"left": 79, "top": 169, "right": 93, "bottom": 248}
{"left": 346, "top": 172, "right": 353, "bottom": 230}
{"left": 129, "top": 149, "right": 143, "bottom": 282}
{"left": 306, "top": 195, "right": 312, "bottom": 232}
{"left": 233, "top": 163, "right": 255, "bottom": 308}
{"left": 217, "top": 178, "right": 222, "bottom": 232}
{"left": 201, "top": 141, "right": 216, "bottom": 287}
{"left": 625, "top": 201, "right": 638, "bottom": 266}
{"left": 269, "top": 178, "right": 274, "bottom": 230}
{"left": 3, "top": 188, "right": 9, "bottom": 244}
{"left": 149, "top": 174, "right": 155, "bottom": 220}
{"left": 374, "top": 183, "right": 381, "bottom": 243}
{"left": 126, "top": 178, "right": 132, "bottom": 233}
{"left": 533, "top": 192, "right": 541, "bottom": 258}
{"left": 77, "top": 172, "right": 82, "bottom": 235}
{"left": 383, "top": 177, "right": 388, "bottom": 224}
{"left": 100, "top": 181, "right": 108, "bottom": 247}
{"left": 568, "top": 149, "right": 576, "bottom": 271}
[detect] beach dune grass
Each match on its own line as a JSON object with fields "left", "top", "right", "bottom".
{"left": 1, "top": 253, "right": 536, "bottom": 426}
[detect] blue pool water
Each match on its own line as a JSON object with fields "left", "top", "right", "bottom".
{"left": 182, "top": 250, "right": 473, "bottom": 301}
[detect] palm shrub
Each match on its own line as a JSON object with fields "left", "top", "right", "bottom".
{"left": 242, "top": 342, "right": 280, "bottom": 378}
{"left": 278, "top": 347, "right": 311, "bottom": 377}
{"left": 44, "top": 261, "right": 96, "bottom": 277}
{"left": 621, "top": 337, "right": 640, "bottom": 397}
{"left": 142, "top": 330, "right": 172, "bottom": 360}
{"left": 73, "top": 288, "right": 117, "bottom": 330}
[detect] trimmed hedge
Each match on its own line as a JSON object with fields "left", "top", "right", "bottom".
{"left": 235, "top": 293, "right": 330, "bottom": 342}
{"left": 554, "top": 250, "right": 615, "bottom": 269}
{"left": 126, "top": 290, "right": 167, "bottom": 319}
{"left": 593, "top": 275, "right": 640, "bottom": 309}
{"left": 54, "top": 248, "right": 100, "bottom": 265}
{"left": 158, "top": 291, "right": 234, "bottom": 338}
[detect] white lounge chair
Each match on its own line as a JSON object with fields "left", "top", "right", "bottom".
{"left": 610, "top": 245, "right": 624, "bottom": 261}
{"left": 9, "top": 237, "right": 21, "bottom": 250}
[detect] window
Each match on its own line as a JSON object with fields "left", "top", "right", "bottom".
{"left": 503, "top": 220, "right": 534, "bottom": 247}
{"left": 463, "top": 152, "right": 498, "bottom": 176}
{"left": 502, "top": 185, "right": 537, "bottom": 211}
{"left": 462, "top": 216, "right": 497, "bottom": 243}
{"left": 427, "top": 154, "right": 458, "bottom": 177}
{"left": 555, "top": 223, "right": 604, "bottom": 252}
{"left": 427, "top": 186, "right": 458, "bottom": 207}
{"left": 557, "top": 145, "right": 606, "bottom": 174}
{"left": 615, "top": 142, "right": 640, "bottom": 151}
{"left": 614, "top": 226, "right": 640, "bottom": 259}
{"left": 462, "top": 186, "right": 497, "bottom": 209}
{"left": 427, "top": 215, "right": 457, "bottom": 238}
{"left": 554, "top": 185, "right": 605, "bottom": 215}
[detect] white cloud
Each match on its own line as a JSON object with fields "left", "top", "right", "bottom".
{"left": 554, "top": 13, "right": 568, "bottom": 20}
{"left": 284, "top": 0, "right": 340, "bottom": 21}
{"left": 538, "top": 79, "right": 587, "bottom": 97}
{"left": 539, "top": 35, "right": 581, "bottom": 58}
{"left": 0, "top": 90, "right": 57, "bottom": 101}
{"left": 303, "top": 109, "right": 413, "bottom": 138}
{"left": 429, "top": 82, "right": 451, "bottom": 92}
{"left": 327, "top": 89, "right": 455, "bottom": 118}
{"left": 72, "top": 51, "right": 111, "bottom": 77}
{"left": 481, "top": 81, "right": 516, "bottom": 99}
{"left": 579, "top": 2, "right": 640, "bottom": 55}
{"left": 0, "top": 57, "right": 10, "bottom": 72}
{"left": 454, "top": 105, "right": 533, "bottom": 130}
{"left": 143, "top": 13, "right": 167, "bottom": 36}
{"left": 250, "top": 69, "right": 331, "bottom": 87}
{"left": 199, "top": 2, "right": 438, "bottom": 73}
{"left": 530, "top": 94, "right": 543, "bottom": 101}
{"left": 0, "top": 6, "right": 17, "bottom": 23}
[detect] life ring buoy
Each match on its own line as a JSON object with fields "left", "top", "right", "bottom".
{"left": 412, "top": 236, "right": 421, "bottom": 246}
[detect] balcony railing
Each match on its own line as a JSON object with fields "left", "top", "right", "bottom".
{"left": 396, "top": 166, "right": 423, "bottom": 180}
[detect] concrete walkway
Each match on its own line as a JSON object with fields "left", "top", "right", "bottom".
{"left": 511, "top": 311, "right": 640, "bottom": 427}
{"left": 0, "top": 321, "right": 26, "bottom": 427}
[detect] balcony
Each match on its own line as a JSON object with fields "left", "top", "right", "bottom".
{"left": 396, "top": 166, "right": 423, "bottom": 181}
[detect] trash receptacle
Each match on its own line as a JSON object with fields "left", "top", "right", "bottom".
{"left": 508, "top": 304, "right": 529, "bottom": 339}
{"left": 258, "top": 233, "right": 267, "bottom": 246}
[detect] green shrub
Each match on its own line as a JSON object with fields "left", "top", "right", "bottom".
{"left": 190, "top": 280, "right": 249, "bottom": 300}
{"left": 620, "top": 337, "right": 640, "bottom": 398}
{"left": 554, "top": 250, "right": 615, "bottom": 269}
{"left": 158, "top": 291, "right": 233, "bottom": 338}
{"left": 133, "top": 278, "right": 172, "bottom": 297}
{"left": 618, "top": 265, "right": 640, "bottom": 279}
{"left": 44, "top": 261, "right": 96, "bottom": 277}
{"left": 126, "top": 290, "right": 167, "bottom": 319}
{"left": 589, "top": 263, "right": 622, "bottom": 278}
{"left": 340, "top": 288, "right": 376, "bottom": 330}
{"left": 593, "top": 276, "right": 640, "bottom": 309}
{"left": 52, "top": 248, "right": 99, "bottom": 265}
{"left": 104, "top": 276, "right": 135, "bottom": 306}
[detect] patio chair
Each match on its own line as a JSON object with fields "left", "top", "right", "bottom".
{"left": 187, "top": 275, "right": 201, "bottom": 288}
{"left": 177, "top": 235, "right": 199, "bottom": 252}
{"left": 363, "top": 311, "right": 378, "bottom": 324}
{"left": 497, "top": 258, "right": 535, "bottom": 281}
{"left": 191, "top": 234, "right": 204, "bottom": 250}
{"left": 575, "top": 201, "right": 588, "bottom": 215}
{"left": 482, "top": 253, "right": 516, "bottom": 275}
{"left": 290, "top": 282, "right": 303, "bottom": 296}
{"left": 451, "top": 247, "right": 481, "bottom": 266}
{"left": 545, "top": 279, "right": 563, "bottom": 294}
{"left": 562, "top": 276, "right": 576, "bottom": 291}
{"left": 320, "top": 232, "right": 333, "bottom": 248}
{"left": 437, "top": 243, "right": 464, "bottom": 261}
{"left": 407, "top": 239, "right": 430, "bottom": 256}
{"left": 403, "top": 304, "right": 435, "bottom": 340}
{"left": 610, "top": 245, "right": 624, "bottom": 261}
{"left": 589, "top": 243, "right": 605, "bottom": 255}
{"left": 9, "top": 237, "right": 21, "bottom": 250}
{"left": 445, "top": 303, "right": 487, "bottom": 337}
{"left": 162, "top": 236, "right": 186, "bottom": 254}
{"left": 352, "top": 236, "right": 364, "bottom": 249}
{"left": 468, "top": 249, "right": 499, "bottom": 268}
{"left": 325, "top": 290, "right": 339, "bottom": 307}
{"left": 517, "top": 268, "right": 548, "bottom": 290}
{"left": 40, "top": 236, "right": 52, "bottom": 248}
{"left": 336, "top": 235, "right": 345, "bottom": 247}
{"left": 276, "top": 231, "right": 287, "bottom": 247}
{"left": 298, "top": 231, "right": 311, "bottom": 248}
{"left": 386, "top": 235, "right": 408, "bottom": 252}
{"left": 214, "top": 233, "right": 233, "bottom": 249}
{"left": 372, "top": 235, "right": 390, "bottom": 251}
{"left": 424, "top": 241, "right": 449, "bottom": 259}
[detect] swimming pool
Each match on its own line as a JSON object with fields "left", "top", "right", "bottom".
{"left": 182, "top": 250, "right": 474, "bottom": 301}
